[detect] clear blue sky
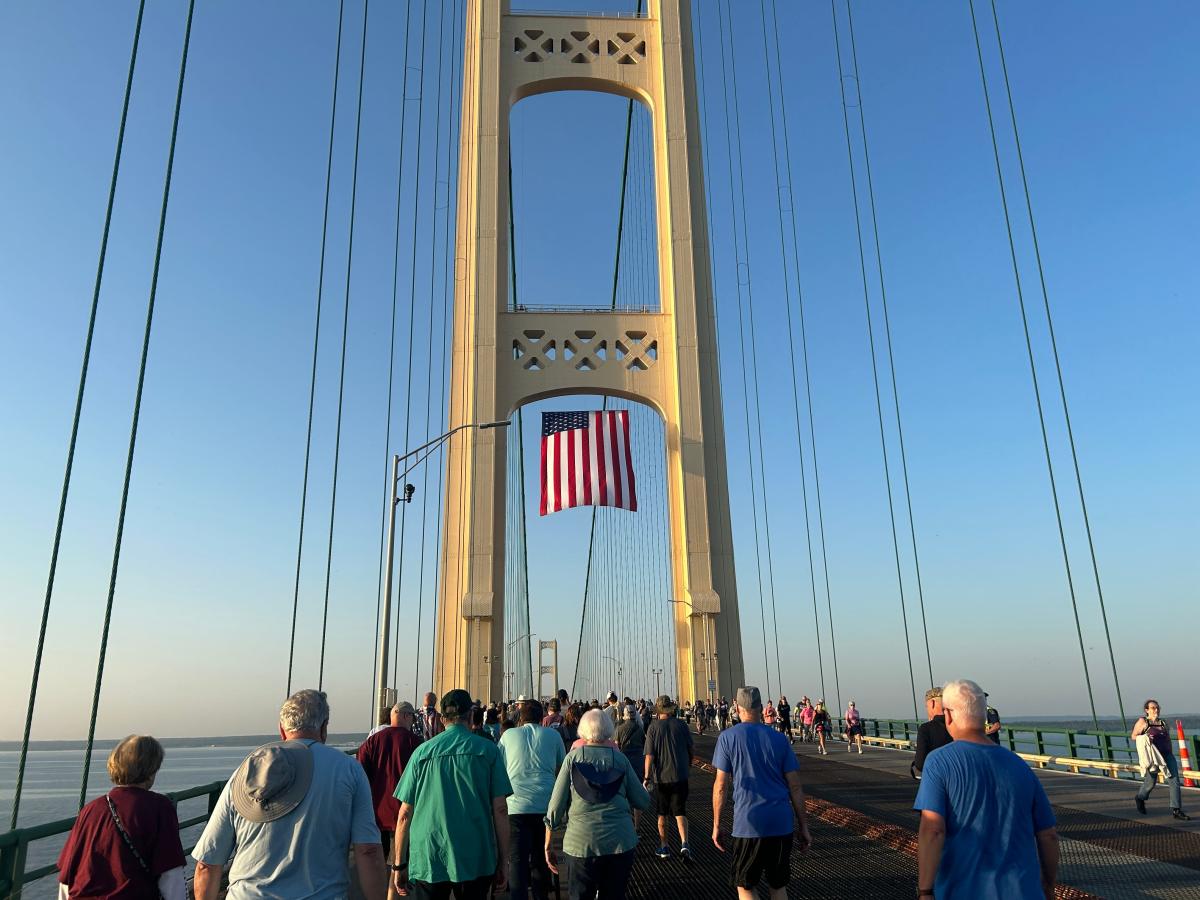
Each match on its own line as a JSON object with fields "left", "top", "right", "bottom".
{"left": 2, "top": 0, "right": 1197, "bottom": 740}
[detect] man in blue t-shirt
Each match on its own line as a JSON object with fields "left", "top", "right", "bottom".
{"left": 711, "top": 686, "right": 812, "bottom": 900}
{"left": 914, "top": 679, "right": 1059, "bottom": 900}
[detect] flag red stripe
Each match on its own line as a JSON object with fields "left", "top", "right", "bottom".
{"left": 539, "top": 426, "right": 549, "bottom": 516}
{"left": 621, "top": 410, "right": 637, "bottom": 511}
{"left": 607, "top": 411, "right": 622, "bottom": 508}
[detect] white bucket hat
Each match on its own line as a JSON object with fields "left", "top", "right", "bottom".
{"left": 231, "top": 740, "right": 314, "bottom": 823}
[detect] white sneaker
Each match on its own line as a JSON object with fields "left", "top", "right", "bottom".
{"left": 858, "top": 746, "right": 863, "bottom": 754}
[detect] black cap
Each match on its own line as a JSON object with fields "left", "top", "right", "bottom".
{"left": 440, "top": 688, "right": 474, "bottom": 718}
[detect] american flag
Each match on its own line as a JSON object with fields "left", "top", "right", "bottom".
{"left": 540, "top": 410, "right": 638, "bottom": 516}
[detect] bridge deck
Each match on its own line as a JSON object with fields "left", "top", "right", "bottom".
{"left": 608, "top": 733, "right": 1200, "bottom": 900}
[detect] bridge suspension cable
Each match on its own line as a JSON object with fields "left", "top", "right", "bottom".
{"left": 9, "top": 0, "right": 148, "bottom": 832}
{"left": 287, "top": 0, "right": 347, "bottom": 700}
{"left": 414, "top": 0, "right": 459, "bottom": 700}
{"left": 317, "top": 0, "right": 371, "bottom": 691}
{"left": 79, "top": 0, "right": 197, "bottom": 809}
{"left": 831, "top": 0, "right": 922, "bottom": 720}
{"left": 756, "top": 0, "right": 833, "bottom": 708}
{"left": 968, "top": 0, "right": 1114, "bottom": 729}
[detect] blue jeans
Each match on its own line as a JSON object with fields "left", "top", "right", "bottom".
{"left": 1137, "top": 752, "right": 1183, "bottom": 809}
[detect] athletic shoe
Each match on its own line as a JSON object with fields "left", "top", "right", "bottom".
{"left": 857, "top": 746, "right": 863, "bottom": 754}
{"left": 1135, "top": 797, "right": 1146, "bottom": 815}
{"left": 680, "top": 844, "right": 695, "bottom": 863}
{"left": 1172, "top": 808, "right": 1191, "bottom": 821}
{"left": 656, "top": 845, "right": 670, "bottom": 859}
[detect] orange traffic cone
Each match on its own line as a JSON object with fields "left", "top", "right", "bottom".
{"left": 1176, "top": 720, "right": 1195, "bottom": 788}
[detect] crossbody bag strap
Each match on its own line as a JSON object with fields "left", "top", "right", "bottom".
{"left": 105, "top": 792, "right": 163, "bottom": 898}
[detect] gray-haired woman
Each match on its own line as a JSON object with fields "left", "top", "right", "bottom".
{"left": 545, "top": 708, "right": 651, "bottom": 899}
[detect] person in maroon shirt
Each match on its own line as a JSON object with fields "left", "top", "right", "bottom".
{"left": 57, "top": 735, "right": 186, "bottom": 899}
{"left": 357, "top": 701, "right": 422, "bottom": 856}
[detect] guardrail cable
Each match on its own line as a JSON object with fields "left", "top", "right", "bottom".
{"left": 318, "top": 0, "right": 371, "bottom": 690}
{"left": 80, "top": 0, "right": 197, "bottom": 811}
{"left": 986, "top": 0, "right": 1126, "bottom": 730}
{"left": 287, "top": 0, "right": 347, "bottom": 700}
{"left": 831, "top": 0, "right": 920, "bottom": 720}
{"left": 968, "top": 0, "right": 1100, "bottom": 729}
{"left": 9, "top": 0, "right": 147, "bottom": 832}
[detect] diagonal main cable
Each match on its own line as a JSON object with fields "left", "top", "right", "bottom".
{"left": 80, "top": 0, "right": 197, "bottom": 810}
{"left": 10, "top": 0, "right": 147, "bottom": 831}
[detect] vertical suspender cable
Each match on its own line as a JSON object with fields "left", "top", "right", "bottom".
{"left": 392, "top": 0, "right": 430, "bottom": 691}
{"left": 722, "top": 0, "right": 785, "bottom": 699}
{"left": 830, "top": 0, "right": 919, "bottom": 719}
{"left": 9, "top": 0, "right": 147, "bottom": 830}
{"left": 715, "top": 0, "right": 773, "bottom": 700}
{"left": 318, "top": 0, "right": 371, "bottom": 690}
{"left": 415, "top": 0, "right": 452, "bottom": 699}
{"left": 769, "top": 0, "right": 844, "bottom": 717}
{"left": 79, "top": 0, "right": 196, "bottom": 810}
{"left": 968, "top": 0, "right": 1099, "bottom": 728}
{"left": 987, "top": 0, "right": 1125, "bottom": 729}
{"left": 372, "top": 0, "right": 416, "bottom": 704}
{"left": 843, "top": 2, "right": 935, "bottom": 688}
{"left": 289, "top": 0, "right": 347, "bottom": 700}
{"left": 755, "top": 0, "right": 827, "bottom": 703}
{"left": 428, "top": 0, "right": 463, "bottom": 692}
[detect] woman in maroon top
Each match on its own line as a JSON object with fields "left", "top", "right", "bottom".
{"left": 57, "top": 735, "right": 186, "bottom": 899}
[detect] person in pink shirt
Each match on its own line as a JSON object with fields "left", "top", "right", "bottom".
{"left": 763, "top": 701, "right": 777, "bottom": 727}
{"left": 845, "top": 700, "right": 864, "bottom": 754}
{"left": 799, "top": 698, "right": 816, "bottom": 743}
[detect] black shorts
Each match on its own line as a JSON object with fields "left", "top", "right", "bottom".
{"left": 731, "top": 834, "right": 793, "bottom": 890}
{"left": 655, "top": 779, "right": 689, "bottom": 816}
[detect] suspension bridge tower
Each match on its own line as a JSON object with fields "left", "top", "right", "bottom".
{"left": 436, "top": 0, "right": 745, "bottom": 704}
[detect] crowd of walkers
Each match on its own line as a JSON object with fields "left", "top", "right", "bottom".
{"left": 53, "top": 679, "right": 1189, "bottom": 899}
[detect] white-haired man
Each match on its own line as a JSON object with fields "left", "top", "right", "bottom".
{"left": 914, "top": 679, "right": 1059, "bottom": 899}
{"left": 193, "top": 689, "right": 386, "bottom": 900}
{"left": 711, "top": 686, "right": 812, "bottom": 900}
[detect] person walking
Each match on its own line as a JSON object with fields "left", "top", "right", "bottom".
{"left": 391, "top": 689, "right": 513, "bottom": 898}
{"left": 57, "top": 735, "right": 187, "bottom": 900}
{"left": 604, "top": 691, "right": 622, "bottom": 728}
{"left": 499, "top": 699, "right": 566, "bottom": 900}
{"left": 417, "top": 692, "right": 445, "bottom": 740}
{"left": 1132, "top": 699, "right": 1190, "bottom": 820}
{"left": 984, "top": 692, "right": 1003, "bottom": 745}
{"left": 643, "top": 695, "right": 696, "bottom": 862}
{"left": 913, "top": 687, "right": 952, "bottom": 779}
{"left": 193, "top": 690, "right": 386, "bottom": 900}
{"left": 357, "top": 701, "right": 422, "bottom": 860}
{"left": 844, "top": 700, "right": 864, "bottom": 754}
{"left": 616, "top": 704, "right": 646, "bottom": 783}
{"left": 812, "top": 701, "right": 831, "bottom": 755}
{"left": 561, "top": 703, "right": 583, "bottom": 750}
{"left": 544, "top": 709, "right": 650, "bottom": 899}
{"left": 711, "top": 687, "right": 813, "bottom": 900}
{"left": 762, "top": 700, "right": 776, "bottom": 729}
{"left": 694, "top": 699, "right": 708, "bottom": 735}
{"left": 776, "top": 696, "right": 791, "bottom": 739}
{"left": 717, "top": 697, "right": 730, "bottom": 732}
{"left": 914, "top": 679, "right": 1059, "bottom": 899}
{"left": 798, "top": 698, "right": 814, "bottom": 743}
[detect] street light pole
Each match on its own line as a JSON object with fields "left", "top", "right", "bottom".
{"left": 373, "top": 420, "right": 511, "bottom": 728}
{"left": 652, "top": 668, "right": 663, "bottom": 698}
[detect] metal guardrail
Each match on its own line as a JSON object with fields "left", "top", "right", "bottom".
{"left": 827, "top": 717, "right": 1200, "bottom": 781}
{"left": 0, "top": 780, "right": 226, "bottom": 900}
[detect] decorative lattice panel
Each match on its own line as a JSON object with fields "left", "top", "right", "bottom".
{"left": 511, "top": 326, "right": 659, "bottom": 374}
{"left": 513, "top": 27, "right": 648, "bottom": 66}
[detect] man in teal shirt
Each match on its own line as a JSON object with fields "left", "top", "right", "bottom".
{"left": 392, "top": 689, "right": 513, "bottom": 898}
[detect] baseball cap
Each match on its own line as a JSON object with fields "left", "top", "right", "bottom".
{"left": 440, "top": 688, "right": 474, "bottom": 718}
{"left": 736, "top": 686, "right": 762, "bottom": 710}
